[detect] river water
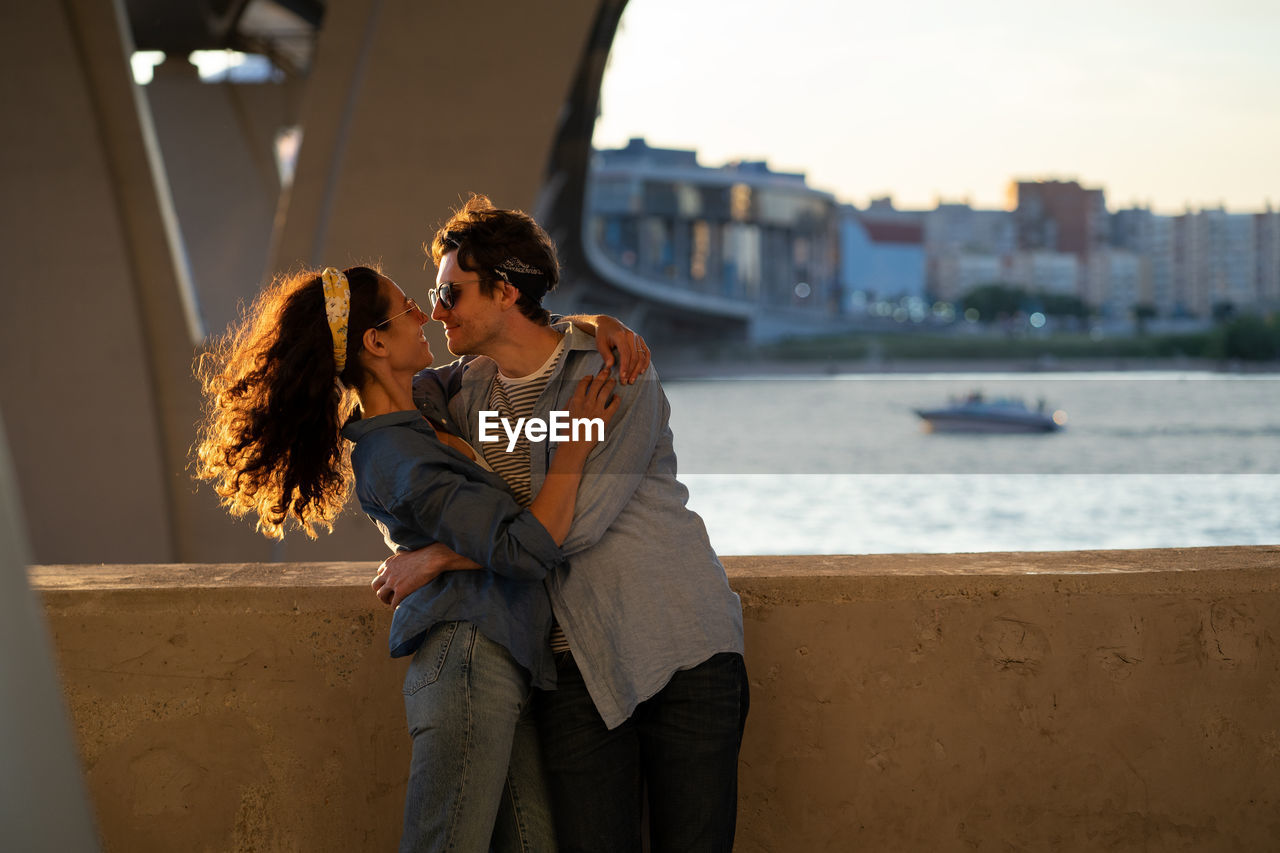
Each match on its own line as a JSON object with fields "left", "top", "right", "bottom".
{"left": 662, "top": 371, "right": 1280, "bottom": 555}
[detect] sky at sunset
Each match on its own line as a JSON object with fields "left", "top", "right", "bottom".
{"left": 593, "top": 0, "right": 1279, "bottom": 214}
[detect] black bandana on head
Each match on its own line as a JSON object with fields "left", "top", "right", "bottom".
{"left": 493, "top": 257, "right": 551, "bottom": 304}
{"left": 445, "top": 227, "right": 550, "bottom": 303}
{"left": 441, "top": 231, "right": 551, "bottom": 304}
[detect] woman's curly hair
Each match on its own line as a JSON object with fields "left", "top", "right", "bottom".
{"left": 193, "top": 266, "right": 388, "bottom": 539}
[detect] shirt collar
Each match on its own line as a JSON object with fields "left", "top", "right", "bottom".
{"left": 341, "top": 409, "right": 424, "bottom": 442}
{"left": 560, "top": 324, "right": 598, "bottom": 353}
{"left": 458, "top": 322, "right": 592, "bottom": 391}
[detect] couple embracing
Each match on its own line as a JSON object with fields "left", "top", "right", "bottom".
{"left": 197, "top": 195, "right": 747, "bottom": 852}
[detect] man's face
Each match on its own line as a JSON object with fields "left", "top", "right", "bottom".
{"left": 431, "top": 250, "right": 505, "bottom": 357}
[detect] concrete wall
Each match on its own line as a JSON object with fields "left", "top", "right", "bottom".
{"left": 2, "top": 0, "right": 196, "bottom": 564}
{"left": 30, "top": 546, "right": 1280, "bottom": 852}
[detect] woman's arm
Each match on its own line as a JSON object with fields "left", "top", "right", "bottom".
{"left": 353, "top": 427, "right": 565, "bottom": 578}
{"left": 561, "top": 315, "right": 651, "bottom": 384}
{"left": 373, "top": 543, "right": 480, "bottom": 607}
{"left": 370, "top": 369, "right": 618, "bottom": 608}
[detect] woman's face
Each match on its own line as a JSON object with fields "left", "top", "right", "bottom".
{"left": 376, "top": 276, "right": 433, "bottom": 371}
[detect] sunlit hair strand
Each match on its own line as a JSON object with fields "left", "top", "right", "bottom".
{"left": 193, "top": 265, "right": 388, "bottom": 539}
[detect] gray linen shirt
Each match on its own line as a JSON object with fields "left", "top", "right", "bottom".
{"left": 432, "top": 327, "right": 744, "bottom": 729}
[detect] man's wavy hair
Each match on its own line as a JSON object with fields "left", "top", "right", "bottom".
{"left": 193, "top": 265, "right": 389, "bottom": 539}
{"left": 428, "top": 194, "right": 558, "bottom": 325}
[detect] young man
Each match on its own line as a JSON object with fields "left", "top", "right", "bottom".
{"left": 390, "top": 195, "right": 747, "bottom": 852}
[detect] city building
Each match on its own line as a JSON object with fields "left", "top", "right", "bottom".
{"left": 1085, "top": 249, "right": 1144, "bottom": 320}
{"left": 1010, "top": 179, "right": 1109, "bottom": 256}
{"left": 586, "top": 138, "right": 840, "bottom": 338}
{"left": 838, "top": 202, "right": 926, "bottom": 305}
{"left": 922, "top": 202, "right": 1015, "bottom": 301}
{"left": 1257, "top": 207, "right": 1280, "bottom": 310}
{"left": 1111, "top": 207, "right": 1176, "bottom": 315}
{"left": 931, "top": 251, "right": 1005, "bottom": 302}
{"left": 1174, "top": 208, "right": 1258, "bottom": 316}
{"left": 924, "top": 202, "right": 1016, "bottom": 256}
{"left": 584, "top": 143, "right": 1274, "bottom": 333}
{"left": 1007, "top": 250, "right": 1081, "bottom": 296}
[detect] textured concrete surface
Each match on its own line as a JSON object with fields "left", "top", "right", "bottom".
{"left": 729, "top": 547, "right": 1280, "bottom": 851}
{"left": 30, "top": 546, "right": 1280, "bottom": 851}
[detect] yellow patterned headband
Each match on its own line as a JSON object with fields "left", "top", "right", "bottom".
{"left": 320, "top": 267, "right": 351, "bottom": 374}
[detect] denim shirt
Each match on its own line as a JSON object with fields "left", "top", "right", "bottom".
{"left": 342, "top": 410, "right": 562, "bottom": 689}
{"left": 429, "top": 328, "right": 744, "bottom": 729}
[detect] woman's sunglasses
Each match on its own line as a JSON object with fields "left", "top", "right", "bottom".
{"left": 376, "top": 298, "right": 422, "bottom": 327}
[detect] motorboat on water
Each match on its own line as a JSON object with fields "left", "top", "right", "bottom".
{"left": 915, "top": 392, "right": 1066, "bottom": 434}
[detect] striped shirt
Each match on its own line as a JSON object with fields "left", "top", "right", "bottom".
{"left": 481, "top": 340, "right": 573, "bottom": 652}
{"left": 481, "top": 339, "right": 565, "bottom": 507}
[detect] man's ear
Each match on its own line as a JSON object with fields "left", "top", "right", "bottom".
{"left": 497, "top": 280, "right": 520, "bottom": 310}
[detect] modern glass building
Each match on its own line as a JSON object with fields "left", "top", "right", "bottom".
{"left": 584, "top": 138, "right": 841, "bottom": 338}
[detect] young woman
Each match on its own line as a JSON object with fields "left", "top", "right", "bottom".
{"left": 194, "top": 265, "right": 623, "bottom": 852}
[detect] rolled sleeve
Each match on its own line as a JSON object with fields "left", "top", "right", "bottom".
{"left": 357, "top": 430, "right": 565, "bottom": 581}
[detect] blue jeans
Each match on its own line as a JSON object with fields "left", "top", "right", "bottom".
{"left": 536, "top": 651, "right": 749, "bottom": 853}
{"left": 400, "top": 621, "right": 556, "bottom": 853}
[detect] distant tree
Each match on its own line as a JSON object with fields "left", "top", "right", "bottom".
{"left": 1039, "top": 293, "right": 1091, "bottom": 319}
{"left": 1212, "top": 301, "right": 1237, "bottom": 322}
{"left": 1132, "top": 303, "right": 1158, "bottom": 336}
{"left": 1211, "top": 314, "right": 1280, "bottom": 361}
{"left": 962, "top": 283, "right": 1026, "bottom": 323}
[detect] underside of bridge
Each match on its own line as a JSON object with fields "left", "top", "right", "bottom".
{"left": 0, "top": 0, "right": 698, "bottom": 566}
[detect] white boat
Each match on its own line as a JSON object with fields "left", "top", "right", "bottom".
{"left": 915, "top": 392, "right": 1066, "bottom": 434}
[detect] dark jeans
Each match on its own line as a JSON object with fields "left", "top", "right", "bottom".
{"left": 536, "top": 651, "right": 749, "bottom": 853}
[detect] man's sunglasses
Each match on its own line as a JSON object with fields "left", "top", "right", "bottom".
{"left": 428, "top": 278, "right": 493, "bottom": 311}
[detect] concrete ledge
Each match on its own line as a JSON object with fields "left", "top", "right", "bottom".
{"left": 31, "top": 546, "right": 1280, "bottom": 851}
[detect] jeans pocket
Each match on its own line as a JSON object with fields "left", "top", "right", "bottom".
{"left": 403, "top": 621, "right": 460, "bottom": 696}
